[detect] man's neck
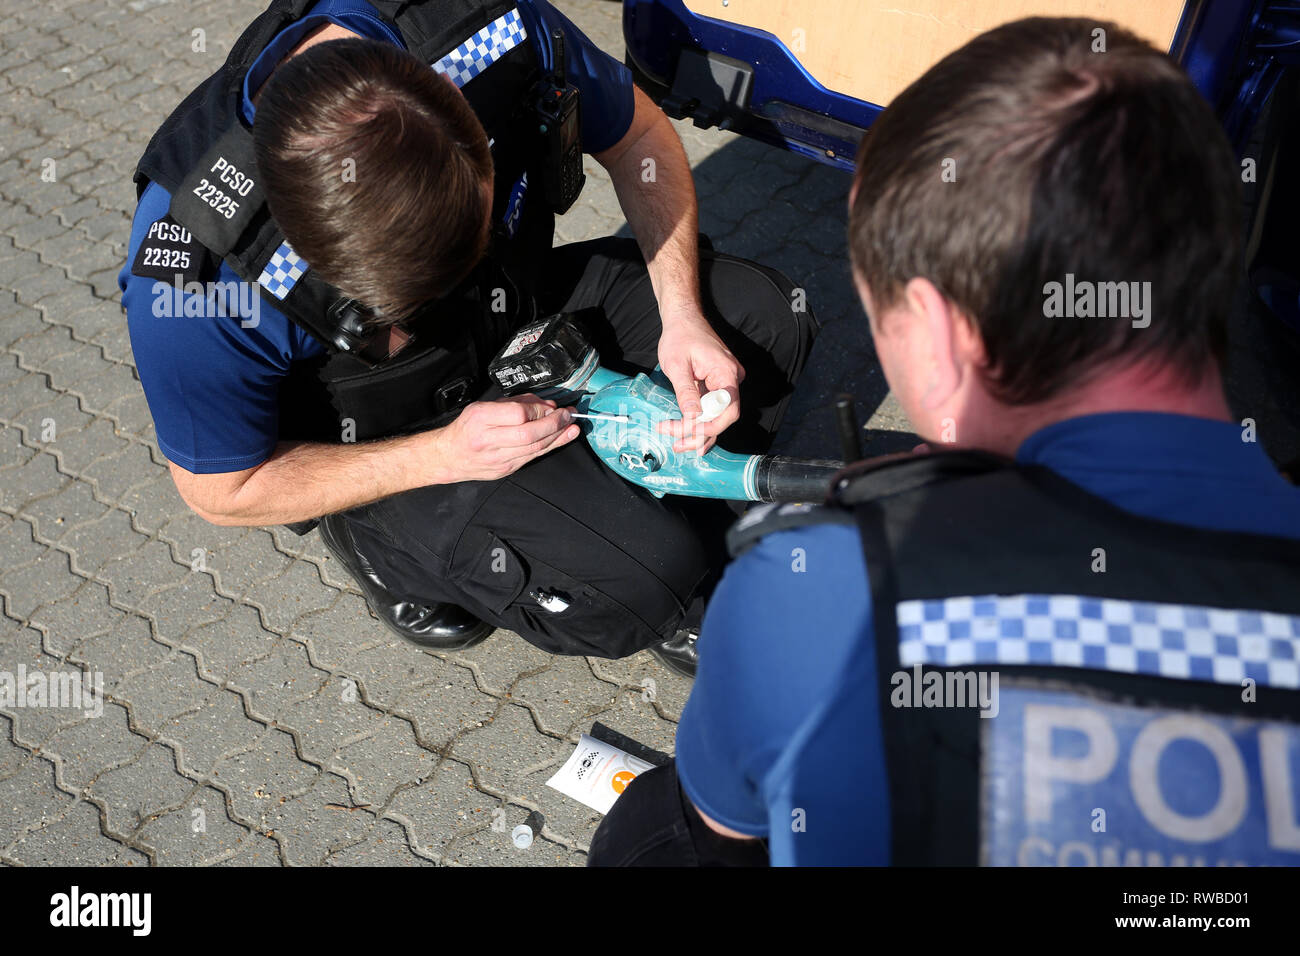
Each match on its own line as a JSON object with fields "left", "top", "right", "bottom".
{"left": 251, "top": 22, "right": 360, "bottom": 107}
{"left": 967, "top": 360, "right": 1234, "bottom": 457}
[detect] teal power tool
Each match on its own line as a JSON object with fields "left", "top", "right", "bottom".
{"left": 487, "top": 313, "right": 844, "bottom": 501}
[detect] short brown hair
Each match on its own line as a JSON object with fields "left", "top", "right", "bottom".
{"left": 849, "top": 17, "right": 1242, "bottom": 404}
{"left": 254, "top": 38, "right": 494, "bottom": 324}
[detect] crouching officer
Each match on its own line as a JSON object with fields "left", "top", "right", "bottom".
{"left": 119, "top": 0, "right": 816, "bottom": 675}
{"left": 590, "top": 17, "right": 1300, "bottom": 865}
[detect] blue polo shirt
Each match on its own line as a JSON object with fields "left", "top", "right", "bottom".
{"left": 675, "top": 412, "right": 1300, "bottom": 865}
{"left": 119, "top": 0, "right": 635, "bottom": 474}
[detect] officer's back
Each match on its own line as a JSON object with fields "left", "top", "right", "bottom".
{"left": 665, "top": 17, "right": 1300, "bottom": 867}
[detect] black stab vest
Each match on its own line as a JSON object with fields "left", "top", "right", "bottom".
{"left": 133, "top": 0, "right": 562, "bottom": 444}
{"left": 729, "top": 451, "right": 1300, "bottom": 865}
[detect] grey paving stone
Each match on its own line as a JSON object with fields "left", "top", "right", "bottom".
{"left": 298, "top": 528, "right": 362, "bottom": 592}
{"left": 57, "top": 506, "right": 147, "bottom": 578}
{"left": 210, "top": 833, "right": 282, "bottom": 865}
{"left": 387, "top": 757, "right": 505, "bottom": 860}
{"left": 261, "top": 772, "right": 375, "bottom": 866}
{"left": 117, "top": 470, "right": 186, "bottom": 534}
{"left": 0, "top": 512, "right": 46, "bottom": 573}
{"left": 113, "top": 651, "right": 217, "bottom": 738}
{"left": 84, "top": 741, "right": 194, "bottom": 839}
{"left": 448, "top": 701, "right": 569, "bottom": 800}
{"left": 0, "top": 713, "right": 30, "bottom": 777}
{"left": 97, "top": 537, "right": 188, "bottom": 608}
{"left": 138, "top": 784, "right": 265, "bottom": 866}
{"left": 158, "top": 511, "right": 255, "bottom": 567}
{"left": 324, "top": 816, "right": 428, "bottom": 866}
{"left": 444, "top": 804, "right": 589, "bottom": 867}
{"left": 6, "top": 796, "right": 135, "bottom": 865}
{"left": 42, "top": 701, "right": 147, "bottom": 792}
{"left": 0, "top": 372, "right": 65, "bottom": 423}
{"left": 76, "top": 615, "right": 170, "bottom": 695}
{"left": 41, "top": 341, "right": 122, "bottom": 394}
{"left": 209, "top": 727, "right": 319, "bottom": 833}
{"left": 0, "top": 351, "right": 25, "bottom": 389}
{"left": 103, "top": 390, "right": 153, "bottom": 435}
{"left": 509, "top": 655, "right": 623, "bottom": 737}
{"left": 182, "top": 603, "right": 279, "bottom": 683}
{"left": 589, "top": 649, "right": 691, "bottom": 721}
{"left": 278, "top": 673, "right": 393, "bottom": 766}
{"left": 68, "top": 360, "right": 139, "bottom": 411}
{"left": 206, "top": 531, "right": 291, "bottom": 599}
{"left": 28, "top": 579, "right": 126, "bottom": 659}
{"left": 41, "top": 416, "right": 129, "bottom": 475}
{"left": 0, "top": 625, "right": 90, "bottom": 746}
{"left": 59, "top": 299, "right": 122, "bottom": 344}
{"left": 8, "top": 393, "right": 89, "bottom": 451}
{"left": 78, "top": 439, "right": 162, "bottom": 501}
{"left": 437, "top": 626, "right": 555, "bottom": 697}
{"left": 345, "top": 639, "right": 482, "bottom": 714}
{"left": 224, "top": 637, "right": 326, "bottom": 724}
{"left": 136, "top": 573, "right": 232, "bottom": 640}
{"left": 330, "top": 717, "right": 439, "bottom": 809}
{"left": 162, "top": 686, "right": 268, "bottom": 779}
{"left": 0, "top": 749, "right": 77, "bottom": 853}
{"left": 450, "top": 707, "right": 604, "bottom": 850}
{"left": 0, "top": 301, "right": 46, "bottom": 349}
{"left": 0, "top": 544, "right": 82, "bottom": 618}
{"left": 241, "top": 557, "right": 338, "bottom": 634}
{"left": 289, "top": 590, "right": 385, "bottom": 670}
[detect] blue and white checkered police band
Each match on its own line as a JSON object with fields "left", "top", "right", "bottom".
{"left": 431, "top": 8, "right": 528, "bottom": 89}
{"left": 897, "top": 594, "right": 1300, "bottom": 689}
{"left": 257, "top": 241, "right": 308, "bottom": 301}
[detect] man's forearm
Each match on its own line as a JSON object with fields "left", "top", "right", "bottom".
{"left": 602, "top": 93, "right": 704, "bottom": 323}
{"left": 203, "top": 431, "right": 444, "bottom": 526}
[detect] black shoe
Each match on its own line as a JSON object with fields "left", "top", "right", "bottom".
{"left": 649, "top": 628, "right": 699, "bottom": 679}
{"left": 317, "top": 514, "right": 493, "bottom": 651}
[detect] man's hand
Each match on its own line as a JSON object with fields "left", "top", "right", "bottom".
{"left": 432, "top": 395, "right": 579, "bottom": 482}
{"left": 656, "top": 314, "right": 744, "bottom": 454}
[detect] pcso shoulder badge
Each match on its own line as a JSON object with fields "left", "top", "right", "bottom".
{"left": 130, "top": 214, "right": 214, "bottom": 285}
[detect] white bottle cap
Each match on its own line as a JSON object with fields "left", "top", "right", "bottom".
{"left": 698, "top": 389, "right": 732, "bottom": 423}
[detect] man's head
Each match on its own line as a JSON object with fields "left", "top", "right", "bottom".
{"left": 848, "top": 17, "right": 1241, "bottom": 450}
{"left": 253, "top": 38, "right": 494, "bottom": 325}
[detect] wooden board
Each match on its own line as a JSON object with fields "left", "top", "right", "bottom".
{"left": 682, "top": 0, "right": 1186, "bottom": 107}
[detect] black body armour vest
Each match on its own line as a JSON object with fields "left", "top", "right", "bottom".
{"left": 730, "top": 451, "right": 1300, "bottom": 866}
{"left": 132, "top": 0, "right": 560, "bottom": 445}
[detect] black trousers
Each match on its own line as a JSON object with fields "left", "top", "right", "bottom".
{"left": 587, "top": 759, "right": 769, "bottom": 866}
{"left": 342, "top": 238, "right": 816, "bottom": 658}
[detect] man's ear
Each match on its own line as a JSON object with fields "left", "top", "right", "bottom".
{"left": 903, "top": 277, "right": 964, "bottom": 411}
{"left": 852, "top": 270, "right": 875, "bottom": 329}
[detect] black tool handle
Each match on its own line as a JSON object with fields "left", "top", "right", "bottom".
{"left": 754, "top": 456, "right": 845, "bottom": 502}
{"left": 834, "top": 394, "right": 863, "bottom": 462}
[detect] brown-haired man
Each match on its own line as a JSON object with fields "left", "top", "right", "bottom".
{"left": 120, "top": 1, "right": 816, "bottom": 676}
{"left": 590, "top": 17, "right": 1300, "bottom": 866}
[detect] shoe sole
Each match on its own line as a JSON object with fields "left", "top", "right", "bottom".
{"left": 317, "top": 518, "right": 494, "bottom": 653}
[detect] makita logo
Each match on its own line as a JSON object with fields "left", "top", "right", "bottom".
{"left": 49, "top": 886, "right": 151, "bottom": 936}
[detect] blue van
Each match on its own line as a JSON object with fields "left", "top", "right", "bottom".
{"left": 623, "top": 0, "right": 1299, "bottom": 334}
